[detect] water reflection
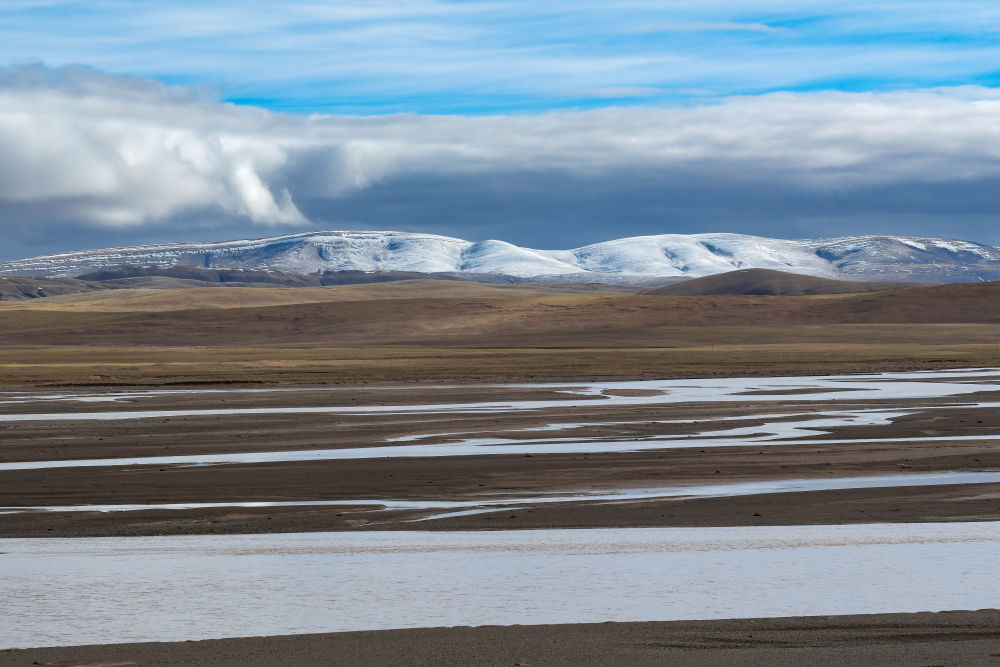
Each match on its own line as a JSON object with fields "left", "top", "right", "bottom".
{"left": 2, "top": 522, "right": 999, "bottom": 648}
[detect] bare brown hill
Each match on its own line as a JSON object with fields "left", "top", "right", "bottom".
{"left": 645, "top": 268, "right": 925, "bottom": 296}
{"left": 0, "top": 275, "right": 105, "bottom": 301}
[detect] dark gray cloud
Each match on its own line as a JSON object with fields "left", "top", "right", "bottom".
{"left": 3, "top": 65, "right": 1000, "bottom": 260}
{"left": 296, "top": 171, "right": 1000, "bottom": 248}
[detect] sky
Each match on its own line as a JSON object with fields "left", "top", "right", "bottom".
{"left": 3, "top": 1, "right": 1000, "bottom": 259}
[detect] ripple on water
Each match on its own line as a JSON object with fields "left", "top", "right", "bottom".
{"left": 2, "top": 522, "right": 999, "bottom": 648}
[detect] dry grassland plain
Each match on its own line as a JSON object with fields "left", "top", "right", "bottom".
{"left": 0, "top": 279, "right": 999, "bottom": 386}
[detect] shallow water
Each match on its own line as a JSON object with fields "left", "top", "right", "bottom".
{"left": 5, "top": 368, "right": 1000, "bottom": 471}
{"left": 2, "top": 522, "right": 999, "bottom": 648}
{"left": 3, "top": 471, "right": 999, "bottom": 518}
{"left": 0, "top": 384, "right": 446, "bottom": 405}
{"left": 5, "top": 410, "right": 1000, "bottom": 471}
{"left": 3, "top": 368, "right": 1000, "bottom": 423}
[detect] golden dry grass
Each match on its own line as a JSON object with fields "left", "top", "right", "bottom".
{"left": 1, "top": 280, "right": 998, "bottom": 385}
{"left": 0, "top": 280, "right": 633, "bottom": 312}
{"left": 2, "top": 340, "right": 998, "bottom": 386}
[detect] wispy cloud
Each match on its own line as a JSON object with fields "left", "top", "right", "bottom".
{"left": 4, "top": 2, "right": 1000, "bottom": 113}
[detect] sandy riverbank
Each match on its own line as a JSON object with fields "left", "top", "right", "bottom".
{"left": 2, "top": 610, "right": 998, "bottom": 666}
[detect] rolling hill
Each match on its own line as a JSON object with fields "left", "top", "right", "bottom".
{"left": 0, "top": 276, "right": 106, "bottom": 302}
{"left": 645, "top": 269, "right": 927, "bottom": 296}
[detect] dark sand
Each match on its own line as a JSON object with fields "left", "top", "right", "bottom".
{"left": 2, "top": 384, "right": 1000, "bottom": 536}
{"left": 4, "top": 381, "right": 1000, "bottom": 664}
{"left": 3, "top": 610, "right": 998, "bottom": 666}
{"left": 5, "top": 479, "right": 1000, "bottom": 537}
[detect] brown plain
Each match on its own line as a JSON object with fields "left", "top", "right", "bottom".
{"left": 0, "top": 277, "right": 998, "bottom": 385}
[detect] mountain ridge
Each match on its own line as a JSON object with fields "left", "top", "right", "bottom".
{"left": 3, "top": 230, "right": 1000, "bottom": 284}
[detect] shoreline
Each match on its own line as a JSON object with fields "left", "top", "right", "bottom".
{"left": 3, "top": 610, "right": 998, "bottom": 666}
{"left": 1, "top": 356, "right": 997, "bottom": 390}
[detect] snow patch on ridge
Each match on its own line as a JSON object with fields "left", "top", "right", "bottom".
{"left": 2, "top": 230, "right": 999, "bottom": 284}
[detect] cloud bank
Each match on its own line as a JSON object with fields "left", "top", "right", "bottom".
{"left": 3, "top": 65, "right": 1000, "bottom": 259}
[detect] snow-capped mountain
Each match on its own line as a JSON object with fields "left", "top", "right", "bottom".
{"left": 2, "top": 231, "right": 1000, "bottom": 283}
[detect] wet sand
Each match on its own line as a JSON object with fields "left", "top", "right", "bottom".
{"left": 3, "top": 445, "right": 1000, "bottom": 536}
{"left": 4, "top": 479, "right": 1000, "bottom": 537}
{"left": 4, "top": 375, "right": 1000, "bottom": 662}
{"left": 3, "top": 377, "right": 1000, "bottom": 537}
{"left": 2, "top": 610, "right": 998, "bottom": 666}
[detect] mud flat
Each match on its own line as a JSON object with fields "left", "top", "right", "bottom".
{"left": 3, "top": 369, "right": 1000, "bottom": 664}
{"left": 2, "top": 369, "right": 1000, "bottom": 536}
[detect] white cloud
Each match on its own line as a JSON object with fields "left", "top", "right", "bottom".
{"left": 3, "top": 66, "right": 1000, "bottom": 230}
{"left": 9, "top": 1, "right": 1000, "bottom": 114}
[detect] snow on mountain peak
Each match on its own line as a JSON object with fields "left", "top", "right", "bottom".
{"left": 2, "top": 230, "right": 999, "bottom": 284}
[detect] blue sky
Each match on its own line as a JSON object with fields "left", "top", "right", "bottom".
{"left": 6, "top": 1, "right": 1000, "bottom": 114}
{"left": 2, "top": 1, "right": 1000, "bottom": 258}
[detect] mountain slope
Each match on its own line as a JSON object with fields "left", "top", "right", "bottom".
{"left": 645, "top": 269, "right": 926, "bottom": 296}
{"left": 2, "top": 230, "right": 999, "bottom": 283}
{"left": 0, "top": 276, "right": 106, "bottom": 301}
